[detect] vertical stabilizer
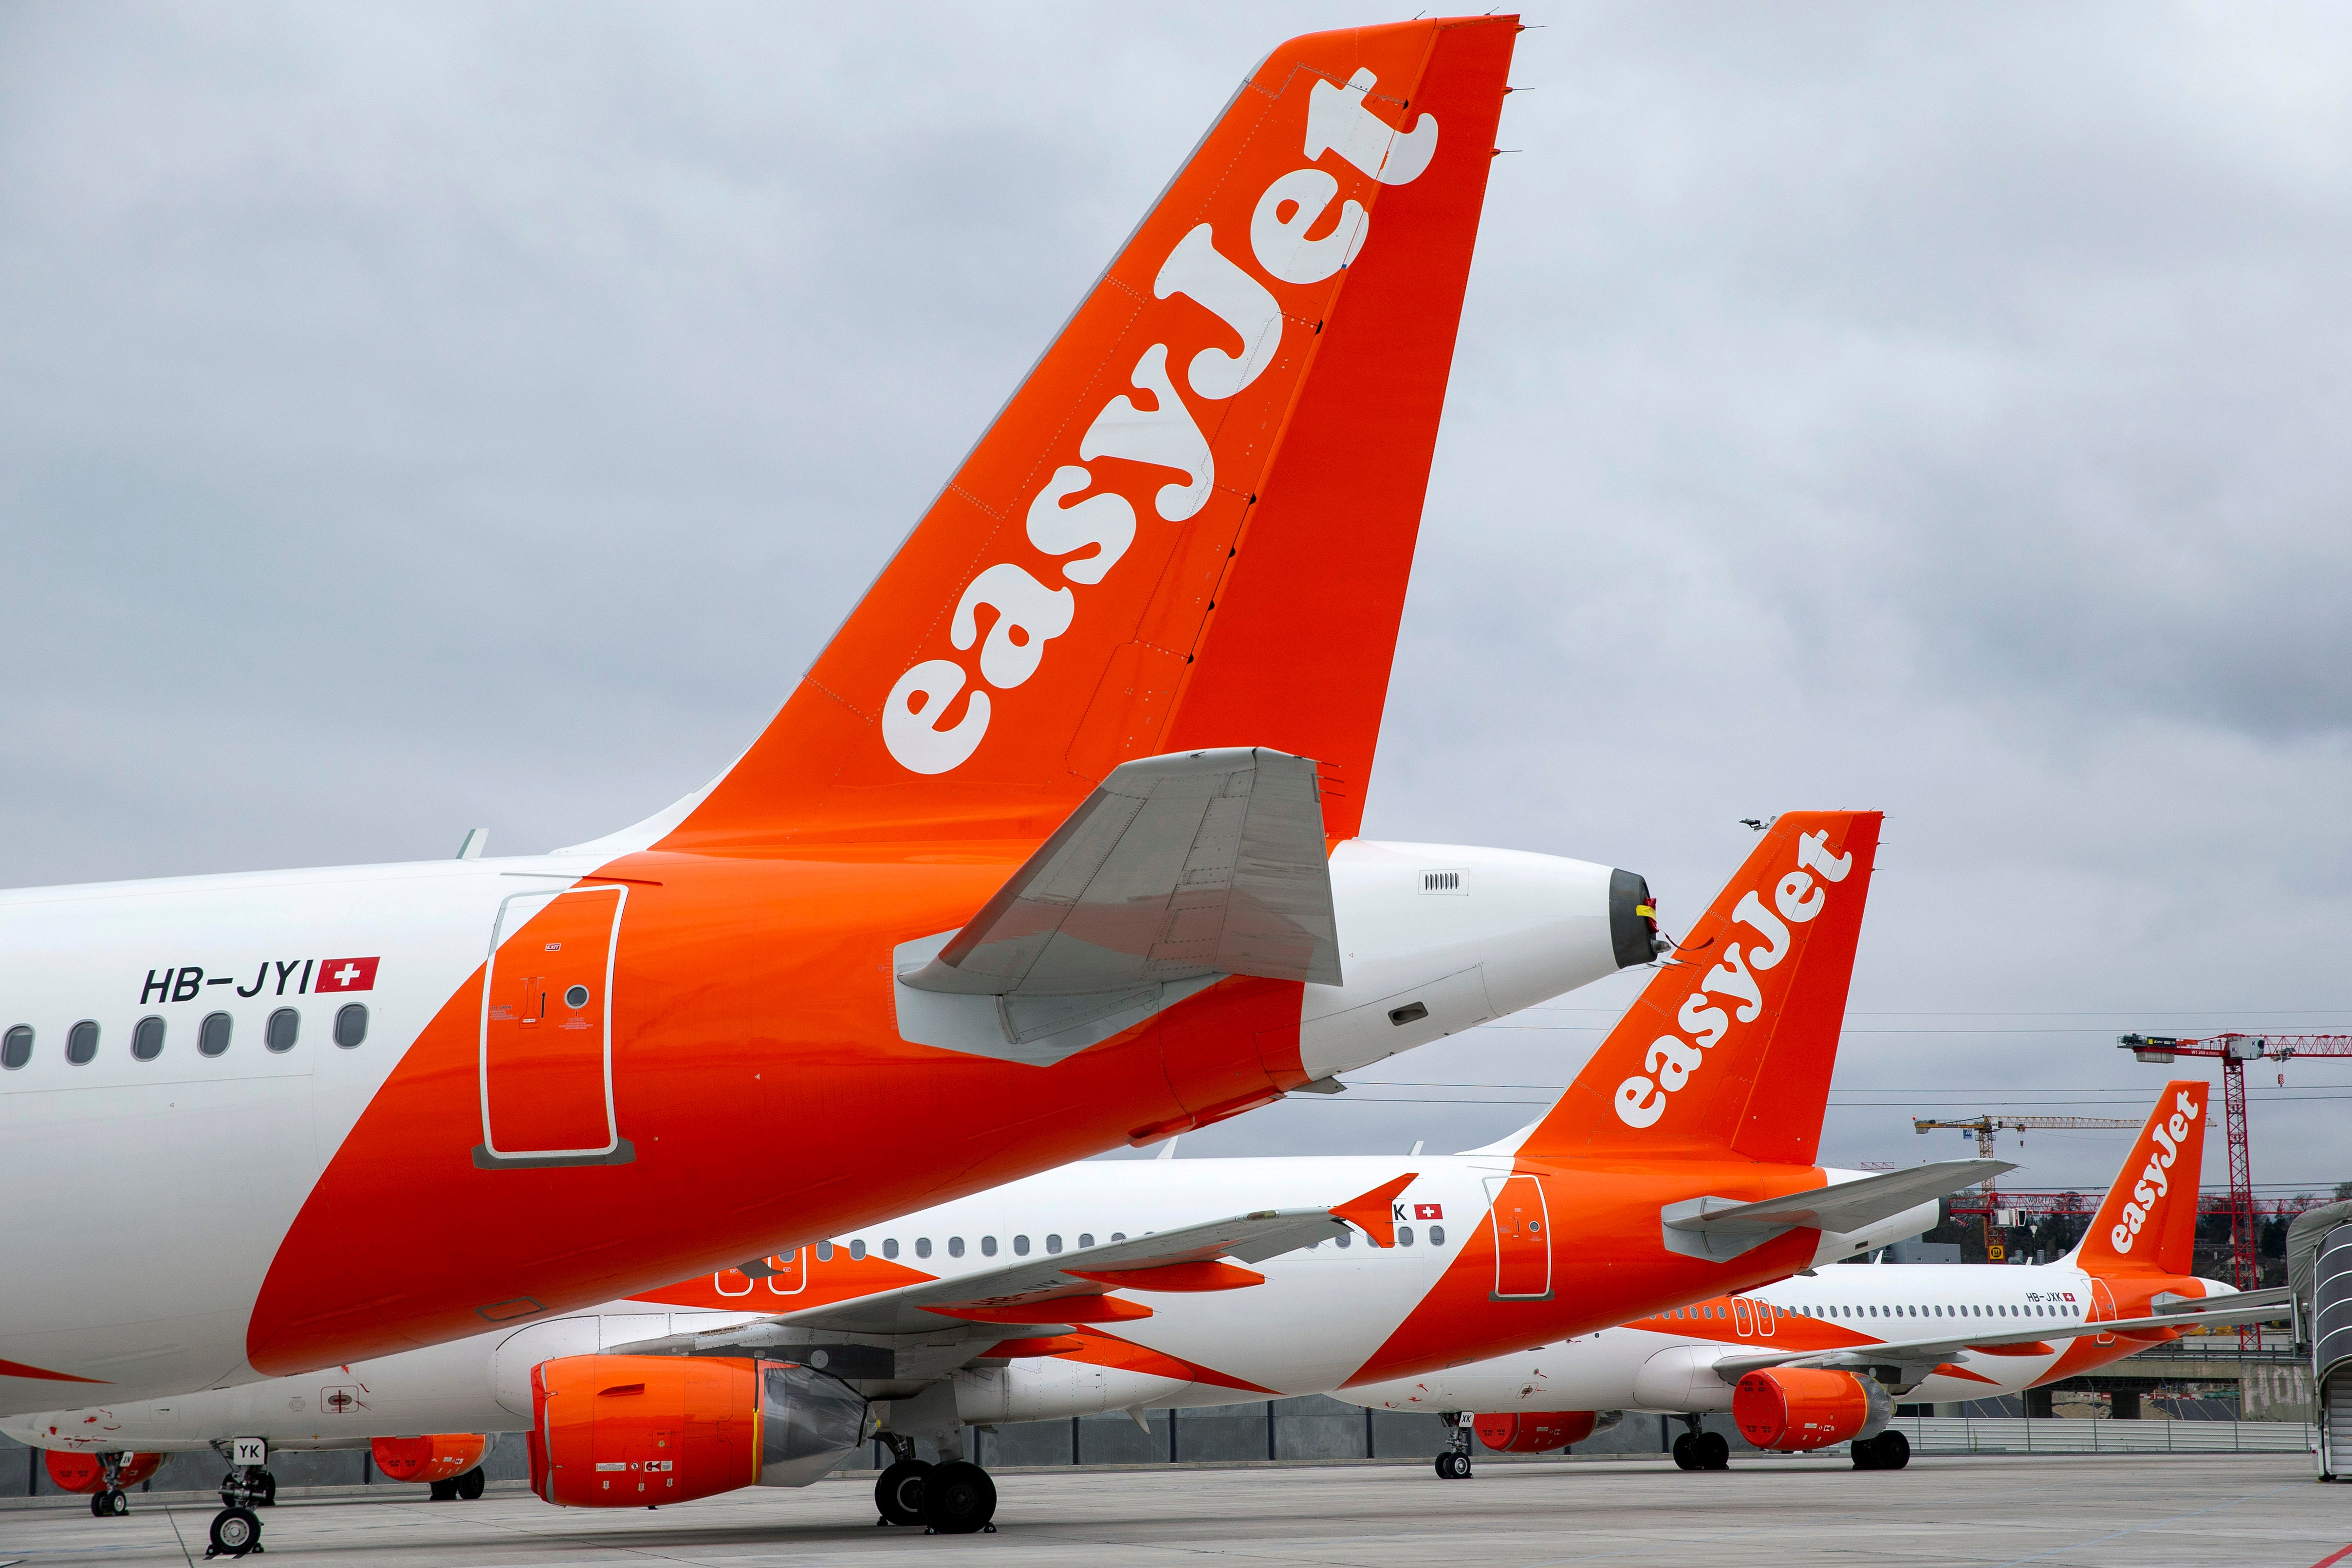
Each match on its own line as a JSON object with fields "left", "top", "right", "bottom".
{"left": 640, "top": 18, "right": 1521, "bottom": 850}
{"left": 2072, "top": 1080, "right": 2210, "bottom": 1276}
{"left": 1520, "top": 812, "right": 1883, "bottom": 1164}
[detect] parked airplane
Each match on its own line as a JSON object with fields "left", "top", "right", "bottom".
{"left": 1346, "top": 1077, "right": 2284, "bottom": 1472}
{"left": 0, "top": 16, "right": 1669, "bottom": 1448}
{"left": 12, "top": 811, "right": 2003, "bottom": 1550}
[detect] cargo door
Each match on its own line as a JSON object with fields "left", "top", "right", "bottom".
{"left": 1483, "top": 1174, "right": 1553, "bottom": 1300}
{"left": 476, "top": 885, "right": 634, "bottom": 1168}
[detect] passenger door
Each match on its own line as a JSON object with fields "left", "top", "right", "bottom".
{"left": 475, "top": 885, "right": 633, "bottom": 1168}
{"left": 1484, "top": 1174, "right": 1553, "bottom": 1300}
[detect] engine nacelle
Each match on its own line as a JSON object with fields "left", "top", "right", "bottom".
{"left": 371, "top": 1434, "right": 490, "bottom": 1484}
{"left": 528, "top": 1354, "right": 868, "bottom": 1508}
{"left": 1471, "top": 1410, "right": 1620, "bottom": 1452}
{"left": 1731, "top": 1368, "right": 1891, "bottom": 1451}
{"left": 43, "top": 1451, "right": 164, "bottom": 1493}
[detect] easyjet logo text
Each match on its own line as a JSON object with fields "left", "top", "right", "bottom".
{"left": 2110, "top": 1088, "right": 2202, "bottom": 1254}
{"left": 881, "top": 70, "right": 1440, "bottom": 775}
{"left": 1613, "top": 830, "right": 1852, "bottom": 1129}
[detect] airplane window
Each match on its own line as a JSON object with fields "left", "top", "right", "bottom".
{"left": 883, "top": 1239, "right": 899, "bottom": 1260}
{"left": 1046, "top": 1234, "right": 1062, "bottom": 1254}
{"left": 1429, "top": 1224, "right": 1445, "bottom": 1246}
{"left": 1078, "top": 1233, "right": 1094, "bottom": 1249}
{"left": 1334, "top": 1231, "right": 1352, "bottom": 1249}
{"left": 916, "top": 1238, "right": 932, "bottom": 1259}
{"left": 67, "top": 1020, "right": 99, "bottom": 1064}
{"left": 1397, "top": 1226, "right": 1415, "bottom": 1247}
{"left": 333, "top": 1003, "right": 368, "bottom": 1048}
{"left": 849, "top": 1240, "right": 867, "bottom": 1261}
{"left": 1014, "top": 1236, "right": 1030, "bottom": 1256}
{"left": 982, "top": 1236, "right": 999, "bottom": 1256}
{"left": 200, "top": 1012, "right": 232, "bottom": 1056}
{"left": 948, "top": 1237, "right": 965, "bottom": 1257}
{"left": 816, "top": 1240, "right": 834, "bottom": 1262}
{"left": 1, "top": 1025, "right": 29, "bottom": 1070}
{"left": 265, "top": 1008, "right": 299, "bottom": 1052}
{"left": 1111, "top": 1233, "right": 1126, "bottom": 1243}
{"left": 133, "top": 1016, "right": 166, "bottom": 1061}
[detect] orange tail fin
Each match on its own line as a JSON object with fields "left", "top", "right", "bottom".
{"left": 1519, "top": 812, "right": 1883, "bottom": 1164}
{"left": 647, "top": 18, "right": 1520, "bottom": 850}
{"left": 2071, "top": 1080, "right": 2210, "bottom": 1276}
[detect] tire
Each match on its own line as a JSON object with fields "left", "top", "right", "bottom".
{"left": 875, "top": 1459, "right": 932, "bottom": 1527}
{"left": 1873, "top": 1431, "right": 1910, "bottom": 1471}
{"left": 1695, "top": 1431, "right": 1730, "bottom": 1471}
{"left": 1851, "top": 1438, "right": 1880, "bottom": 1470}
{"left": 456, "top": 1466, "right": 486, "bottom": 1501}
{"left": 429, "top": 1477, "right": 458, "bottom": 1501}
{"left": 91, "top": 1492, "right": 109, "bottom": 1517}
{"left": 1671, "top": 1432, "right": 1698, "bottom": 1471}
{"left": 255, "top": 1471, "right": 277, "bottom": 1507}
{"left": 1434, "top": 1452, "right": 1471, "bottom": 1480}
{"left": 920, "top": 1459, "right": 996, "bottom": 1534}
{"left": 221, "top": 1490, "right": 239, "bottom": 1508}
{"left": 109, "top": 1489, "right": 130, "bottom": 1516}
{"left": 208, "top": 1506, "right": 263, "bottom": 1557}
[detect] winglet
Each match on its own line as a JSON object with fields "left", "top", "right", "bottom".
{"left": 1332, "top": 1173, "right": 1417, "bottom": 1248}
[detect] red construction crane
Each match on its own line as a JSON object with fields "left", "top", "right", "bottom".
{"left": 1913, "top": 1114, "right": 2140, "bottom": 1262}
{"left": 2118, "top": 1032, "right": 2352, "bottom": 1301}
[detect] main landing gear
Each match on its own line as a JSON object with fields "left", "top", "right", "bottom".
{"left": 206, "top": 1464, "right": 275, "bottom": 1557}
{"left": 1669, "top": 1415, "right": 1730, "bottom": 1471}
{"left": 872, "top": 1435, "right": 998, "bottom": 1534}
{"left": 1434, "top": 1413, "right": 1475, "bottom": 1479}
{"left": 1850, "top": 1430, "right": 1910, "bottom": 1470}
{"left": 428, "top": 1467, "right": 487, "bottom": 1501}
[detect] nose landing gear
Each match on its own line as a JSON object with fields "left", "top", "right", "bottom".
{"left": 1433, "top": 1413, "right": 1475, "bottom": 1479}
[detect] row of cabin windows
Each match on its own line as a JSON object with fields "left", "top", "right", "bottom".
{"left": 809, "top": 1221, "right": 1447, "bottom": 1265}
{"left": 0, "top": 1005, "right": 369, "bottom": 1070}
{"left": 1650, "top": 1298, "right": 2079, "bottom": 1325}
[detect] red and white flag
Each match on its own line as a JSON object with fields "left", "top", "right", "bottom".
{"left": 315, "top": 957, "right": 380, "bottom": 993}
{"left": 1413, "top": 1203, "right": 1443, "bottom": 1220}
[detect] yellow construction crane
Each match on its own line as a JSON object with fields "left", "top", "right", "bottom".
{"left": 1912, "top": 1113, "right": 2138, "bottom": 1162}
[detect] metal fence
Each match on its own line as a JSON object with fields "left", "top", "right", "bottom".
{"left": 1880, "top": 1416, "right": 2313, "bottom": 1455}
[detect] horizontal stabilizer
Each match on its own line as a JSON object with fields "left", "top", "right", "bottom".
{"left": 1661, "top": 1161, "right": 2009, "bottom": 1263}
{"left": 902, "top": 747, "right": 1339, "bottom": 998}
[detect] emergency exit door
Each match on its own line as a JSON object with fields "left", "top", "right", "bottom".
{"left": 1484, "top": 1174, "right": 1553, "bottom": 1300}
{"left": 474, "top": 885, "right": 633, "bottom": 1168}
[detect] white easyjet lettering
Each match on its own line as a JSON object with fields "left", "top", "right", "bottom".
{"left": 880, "top": 71, "right": 1440, "bottom": 775}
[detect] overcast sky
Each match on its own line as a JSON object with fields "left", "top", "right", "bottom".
{"left": 5, "top": 3, "right": 2348, "bottom": 1202}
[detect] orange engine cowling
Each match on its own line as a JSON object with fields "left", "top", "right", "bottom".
{"left": 1472, "top": 1411, "right": 1607, "bottom": 1452}
{"left": 528, "top": 1354, "right": 869, "bottom": 1509}
{"left": 1732, "top": 1368, "right": 1891, "bottom": 1451}
{"left": 371, "top": 1434, "right": 490, "bottom": 1484}
{"left": 43, "top": 1451, "right": 165, "bottom": 1493}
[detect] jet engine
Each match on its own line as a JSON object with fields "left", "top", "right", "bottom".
{"left": 370, "top": 1434, "right": 489, "bottom": 1484}
{"left": 1471, "top": 1410, "right": 1620, "bottom": 1452}
{"left": 528, "top": 1354, "right": 869, "bottom": 1508}
{"left": 1730, "top": 1368, "right": 1891, "bottom": 1451}
{"left": 43, "top": 1451, "right": 164, "bottom": 1493}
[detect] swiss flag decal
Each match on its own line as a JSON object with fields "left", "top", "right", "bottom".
{"left": 315, "top": 957, "right": 380, "bottom": 993}
{"left": 1414, "top": 1203, "right": 1443, "bottom": 1220}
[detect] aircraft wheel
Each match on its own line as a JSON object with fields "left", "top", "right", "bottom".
{"left": 109, "top": 1489, "right": 131, "bottom": 1516}
{"left": 1694, "top": 1431, "right": 1731, "bottom": 1471}
{"left": 253, "top": 1471, "right": 277, "bottom": 1507}
{"left": 1435, "top": 1451, "right": 1473, "bottom": 1479}
{"left": 1872, "top": 1431, "right": 1909, "bottom": 1470}
{"left": 920, "top": 1459, "right": 996, "bottom": 1534}
{"left": 875, "top": 1458, "right": 931, "bottom": 1527}
{"left": 1671, "top": 1432, "right": 1698, "bottom": 1471}
{"left": 1851, "top": 1438, "right": 1880, "bottom": 1470}
{"left": 206, "top": 1505, "right": 262, "bottom": 1557}
{"left": 91, "top": 1492, "right": 109, "bottom": 1517}
{"left": 428, "top": 1477, "right": 459, "bottom": 1501}
{"left": 456, "top": 1466, "right": 486, "bottom": 1500}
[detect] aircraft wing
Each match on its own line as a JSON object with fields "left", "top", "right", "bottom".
{"left": 1661, "top": 1160, "right": 2012, "bottom": 1262}
{"left": 1708, "top": 1288, "right": 2297, "bottom": 1385}
{"left": 899, "top": 747, "right": 1340, "bottom": 999}
{"left": 614, "top": 1177, "right": 1411, "bottom": 1354}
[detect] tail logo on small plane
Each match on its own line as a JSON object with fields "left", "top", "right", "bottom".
{"left": 882, "top": 71, "right": 1440, "bottom": 776}
{"left": 1613, "top": 829, "right": 1853, "bottom": 1129}
{"left": 2110, "top": 1088, "right": 2202, "bottom": 1255}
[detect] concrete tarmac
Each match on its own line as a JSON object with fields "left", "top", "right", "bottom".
{"left": 0, "top": 1453, "right": 2341, "bottom": 1568}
